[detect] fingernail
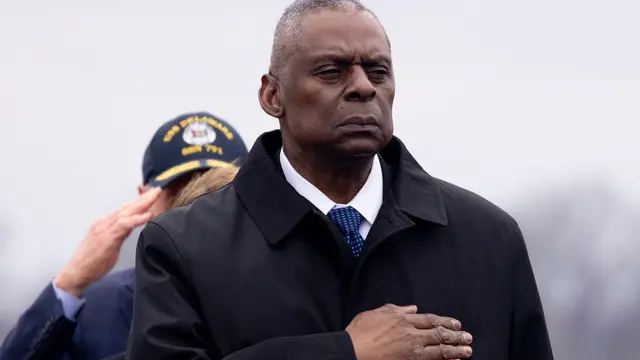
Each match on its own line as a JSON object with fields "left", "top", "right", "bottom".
{"left": 453, "top": 320, "right": 462, "bottom": 329}
{"left": 463, "top": 333, "right": 473, "bottom": 342}
{"left": 463, "top": 346, "right": 473, "bottom": 355}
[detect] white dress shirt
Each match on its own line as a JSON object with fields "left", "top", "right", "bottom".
{"left": 279, "top": 148, "right": 383, "bottom": 239}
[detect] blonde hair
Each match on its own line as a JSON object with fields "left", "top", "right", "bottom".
{"left": 170, "top": 165, "right": 239, "bottom": 208}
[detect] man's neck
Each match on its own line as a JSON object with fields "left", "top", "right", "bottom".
{"left": 283, "top": 146, "right": 374, "bottom": 205}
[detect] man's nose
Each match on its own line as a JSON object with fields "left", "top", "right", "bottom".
{"left": 345, "top": 66, "right": 376, "bottom": 102}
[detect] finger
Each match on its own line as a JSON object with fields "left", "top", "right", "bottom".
{"left": 420, "top": 344, "right": 472, "bottom": 359}
{"left": 112, "top": 212, "right": 153, "bottom": 237}
{"left": 90, "top": 210, "right": 121, "bottom": 234}
{"left": 120, "top": 188, "right": 162, "bottom": 216}
{"left": 115, "top": 201, "right": 138, "bottom": 218}
{"left": 394, "top": 305, "right": 418, "bottom": 314}
{"left": 116, "top": 195, "right": 143, "bottom": 216}
{"left": 377, "top": 304, "right": 417, "bottom": 314}
{"left": 117, "top": 200, "right": 136, "bottom": 212}
{"left": 417, "top": 326, "right": 472, "bottom": 346}
{"left": 95, "top": 210, "right": 119, "bottom": 226}
{"left": 124, "top": 187, "right": 162, "bottom": 212}
{"left": 406, "top": 313, "right": 462, "bottom": 330}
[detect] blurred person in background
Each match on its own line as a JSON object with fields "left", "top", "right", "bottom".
{"left": 101, "top": 167, "right": 240, "bottom": 360}
{"left": 101, "top": 166, "right": 241, "bottom": 360}
{"left": 0, "top": 112, "right": 248, "bottom": 360}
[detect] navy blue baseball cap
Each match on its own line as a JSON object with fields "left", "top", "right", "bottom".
{"left": 142, "top": 112, "right": 248, "bottom": 188}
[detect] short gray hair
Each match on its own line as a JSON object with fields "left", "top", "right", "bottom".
{"left": 269, "top": 0, "right": 380, "bottom": 77}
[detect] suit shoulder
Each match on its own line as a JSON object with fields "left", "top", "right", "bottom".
{"left": 146, "top": 184, "right": 241, "bottom": 245}
{"left": 433, "top": 177, "right": 519, "bottom": 229}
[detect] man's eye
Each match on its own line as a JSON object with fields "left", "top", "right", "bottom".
{"left": 368, "top": 68, "right": 390, "bottom": 75}
{"left": 315, "top": 68, "right": 344, "bottom": 80}
{"left": 318, "top": 68, "right": 342, "bottom": 75}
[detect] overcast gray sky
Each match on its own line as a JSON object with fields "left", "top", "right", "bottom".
{"left": 0, "top": 0, "right": 638, "bottom": 349}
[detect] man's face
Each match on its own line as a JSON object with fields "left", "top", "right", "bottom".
{"left": 275, "top": 10, "right": 395, "bottom": 157}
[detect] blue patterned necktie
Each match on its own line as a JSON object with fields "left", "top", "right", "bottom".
{"left": 327, "top": 206, "right": 365, "bottom": 257}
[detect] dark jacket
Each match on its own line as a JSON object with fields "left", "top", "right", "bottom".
{"left": 0, "top": 269, "right": 134, "bottom": 360}
{"left": 126, "top": 130, "right": 553, "bottom": 360}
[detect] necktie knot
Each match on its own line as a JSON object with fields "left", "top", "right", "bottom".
{"left": 327, "top": 206, "right": 363, "bottom": 235}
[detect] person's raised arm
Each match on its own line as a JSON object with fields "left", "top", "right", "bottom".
{"left": 1, "top": 189, "right": 160, "bottom": 360}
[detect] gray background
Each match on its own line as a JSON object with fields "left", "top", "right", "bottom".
{"left": 1, "top": 0, "right": 638, "bottom": 358}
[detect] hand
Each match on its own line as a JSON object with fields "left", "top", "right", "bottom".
{"left": 346, "top": 304, "right": 473, "bottom": 360}
{"left": 54, "top": 188, "right": 162, "bottom": 297}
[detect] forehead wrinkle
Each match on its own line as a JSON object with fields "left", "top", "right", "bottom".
{"left": 297, "top": 24, "right": 390, "bottom": 65}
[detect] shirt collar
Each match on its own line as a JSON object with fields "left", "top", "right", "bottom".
{"left": 279, "top": 148, "right": 383, "bottom": 225}
{"left": 233, "top": 131, "right": 447, "bottom": 246}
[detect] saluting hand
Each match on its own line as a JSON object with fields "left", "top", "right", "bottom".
{"left": 54, "top": 188, "right": 162, "bottom": 297}
{"left": 346, "top": 304, "right": 473, "bottom": 360}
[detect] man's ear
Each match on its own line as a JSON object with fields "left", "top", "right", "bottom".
{"left": 258, "top": 74, "right": 284, "bottom": 118}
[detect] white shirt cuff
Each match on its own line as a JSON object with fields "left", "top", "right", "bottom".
{"left": 51, "top": 280, "right": 86, "bottom": 321}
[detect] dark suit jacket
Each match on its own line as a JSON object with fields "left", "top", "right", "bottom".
{"left": 126, "top": 130, "right": 554, "bottom": 360}
{"left": 102, "top": 353, "right": 125, "bottom": 360}
{"left": 0, "top": 269, "right": 134, "bottom": 360}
